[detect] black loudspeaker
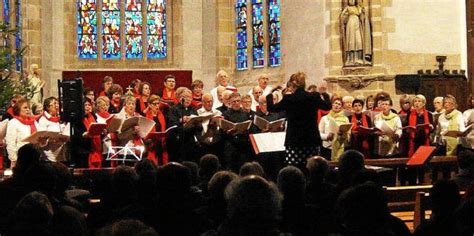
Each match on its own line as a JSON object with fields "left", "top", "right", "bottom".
{"left": 58, "top": 78, "right": 84, "bottom": 123}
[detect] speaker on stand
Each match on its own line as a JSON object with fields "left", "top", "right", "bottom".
{"left": 58, "top": 78, "right": 84, "bottom": 167}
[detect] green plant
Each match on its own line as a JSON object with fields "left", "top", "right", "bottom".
{"left": 0, "top": 22, "right": 34, "bottom": 112}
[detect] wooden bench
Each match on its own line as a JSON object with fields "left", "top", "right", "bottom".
{"left": 413, "top": 190, "right": 466, "bottom": 229}
{"left": 328, "top": 156, "right": 458, "bottom": 168}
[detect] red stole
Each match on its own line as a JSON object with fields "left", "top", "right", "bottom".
{"left": 133, "top": 91, "right": 141, "bottom": 98}
{"left": 83, "top": 113, "right": 102, "bottom": 168}
{"left": 42, "top": 112, "right": 60, "bottom": 123}
{"left": 317, "top": 109, "right": 330, "bottom": 124}
{"left": 138, "top": 96, "right": 148, "bottom": 113}
{"left": 408, "top": 109, "right": 430, "bottom": 157}
{"left": 14, "top": 115, "right": 37, "bottom": 133}
{"left": 162, "top": 88, "right": 178, "bottom": 104}
{"left": 97, "top": 111, "right": 111, "bottom": 120}
{"left": 351, "top": 113, "right": 370, "bottom": 152}
{"left": 6, "top": 107, "right": 14, "bottom": 117}
{"left": 191, "top": 94, "right": 202, "bottom": 109}
{"left": 145, "top": 110, "right": 168, "bottom": 165}
{"left": 99, "top": 91, "right": 106, "bottom": 97}
{"left": 111, "top": 99, "right": 122, "bottom": 111}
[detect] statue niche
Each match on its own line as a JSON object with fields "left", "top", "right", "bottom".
{"left": 340, "top": 0, "right": 373, "bottom": 67}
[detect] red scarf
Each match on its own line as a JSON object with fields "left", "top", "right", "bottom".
{"left": 351, "top": 113, "right": 370, "bottom": 152}
{"left": 99, "top": 91, "right": 106, "bottom": 97}
{"left": 83, "top": 113, "right": 102, "bottom": 168}
{"left": 145, "top": 109, "right": 168, "bottom": 165}
{"left": 191, "top": 94, "right": 203, "bottom": 109}
{"left": 15, "top": 115, "right": 37, "bottom": 134}
{"left": 6, "top": 107, "right": 14, "bottom": 117}
{"left": 111, "top": 99, "right": 122, "bottom": 111}
{"left": 138, "top": 96, "right": 148, "bottom": 112}
{"left": 408, "top": 109, "right": 430, "bottom": 157}
{"left": 317, "top": 109, "right": 330, "bottom": 124}
{"left": 43, "top": 112, "right": 60, "bottom": 123}
{"left": 97, "top": 111, "right": 111, "bottom": 120}
{"left": 162, "top": 88, "right": 178, "bottom": 104}
{"left": 133, "top": 91, "right": 141, "bottom": 98}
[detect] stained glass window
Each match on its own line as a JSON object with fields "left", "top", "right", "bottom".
{"left": 125, "top": 0, "right": 143, "bottom": 59}
{"left": 147, "top": 0, "right": 167, "bottom": 59}
{"left": 252, "top": 0, "right": 264, "bottom": 68}
{"left": 102, "top": 0, "right": 121, "bottom": 59}
{"left": 77, "top": 0, "right": 98, "bottom": 59}
{"left": 268, "top": 0, "right": 281, "bottom": 67}
{"left": 15, "top": 0, "right": 22, "bottom": 71}
{"left": 3, "top": 0, "right": 11, "bottom": 61}
{"left": 235, "top": 0, "right": 248, "bottom": 70}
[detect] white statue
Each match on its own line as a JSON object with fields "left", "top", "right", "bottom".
{"left": 340, "top": 0, "right": 372, "bottom": 66}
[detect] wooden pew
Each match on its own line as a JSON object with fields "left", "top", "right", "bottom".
{"left": 328, "top": 156, "right": 458, "bottom": 168}
{"left": 413, "top": 190, "right": 465, "bottom": 229}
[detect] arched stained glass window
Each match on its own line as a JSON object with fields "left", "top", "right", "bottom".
{"left": 146, "top": 0, "right": 167, "bottom": 59}
{"left": 268, "top": 0, "right": 280, "bottom": 67}
{"left": 251, "top": 0, "right": 264, "bottom": 68}
{"left": 125, "top": 0, "right": 143, "bottom": 59}
{"left": 235, "top": 0, "right": 281, "bottom": 71}
{"left": 235, "top": 0, "right": 248, "bottom": 70}
{"left": 76, "top": 0, "right": 167, "bottom": 60}
{"left": 102, "top": 0, "right": 121, "bottom": 59}
{"left": 77, "top": 0, "right": 98, "bottom": 59}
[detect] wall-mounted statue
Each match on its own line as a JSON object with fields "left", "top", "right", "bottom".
{"left": 340, "top": 0, "right": 372, "bottom": 67}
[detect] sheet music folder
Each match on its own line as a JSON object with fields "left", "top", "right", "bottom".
{"left": 406, "top": 146, "right": 437, "bottom": 166}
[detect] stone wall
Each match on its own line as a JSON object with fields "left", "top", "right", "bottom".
{"left": 324, "top": 0, "right": 467, "bottom": 109}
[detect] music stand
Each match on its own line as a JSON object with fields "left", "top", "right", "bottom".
{"left": 106, "top": 145, "right": 144, "bottom": 164}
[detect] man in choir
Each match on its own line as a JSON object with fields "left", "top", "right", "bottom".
{"left": 348, "top": 98, "right": 373, "bottom": 158}
{"left": 223, "top": 92, "right": 253, "bottom": 172}
{"left": 107, "top": 84, "right": 124, "bottom": 114}
{"left": 99, "top": 76, "right": 114, "bottom": 97}
{"left": 144, "top": 95, "right": 168, "bottom": 166}
{"left": 255, "top": 95, "right": 285, "bottom": 132}
{"left": 319, "top": 98, "right": 350, "bottom": 161}
{"left": 38, "top": 97, "right": 69, "bottom": 162}
{"left": 212, "top": 85, "right": 227, "bottom": 110}
{"left": 191, "top": 80, "right": 204, "bottom": 109}
{"left": 250, "top": 86, "right": 263, "bottom": 112}
{"left": 211, "top": 70, "right": 236, "bottom": 107}
{"left": 216, "top": 90, "right": 233, "bottom": 114}
{"left": 6, "top": 98, "right": 40, "bottom": 168}
{"left": 159, "top": 74, "right": 178, "bottom": 106}
{"left": 196, "top": 93, "right": 224, "bottom": 159}
{"left": 136, "top": 81, "right": 152, "bottom": 115}
{"left": 168, "top": 88, "right": 201, "bottom": 163}
{"left": 373, "top": 96, "right": 402, "bottom": 157}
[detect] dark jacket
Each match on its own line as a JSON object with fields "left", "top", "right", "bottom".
{"left": 266, "top": 88, "right": 330, "bottom": 147}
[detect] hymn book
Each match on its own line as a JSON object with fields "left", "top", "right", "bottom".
{"left": 253, "top": 116, "right": 285, "bottom": 132}
{"left": 184, "top": 113, "right": 221, "bottom": 128}
{"left": 442, "top": 124, "right": 474, "bottom": 138}
{"left": 219, "top": 119, "right": 252, "bottom": 135}
{"left": 84, "top": 123, "right": 107, "bottom": 136}
{"left": 402, "top": 123, "right": 431, "bottom": 132}
{"left": 328, "top": 118, "right": 352, "bottom": 134}
{"left": 22, "top": 131, "right": 70, "bottom": 144}
{"left": 146, "top": 125, "right": 178, "bottom": 140}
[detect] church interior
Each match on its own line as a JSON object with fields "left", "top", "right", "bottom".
{"left": 0, "top": 0, "right": 474, "bottom": 235}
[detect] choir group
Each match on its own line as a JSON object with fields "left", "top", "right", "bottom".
{"left": 1, "top": 70, "right": 473, "bottom": 182}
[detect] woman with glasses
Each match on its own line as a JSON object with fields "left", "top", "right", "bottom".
{"left": 38, "top": 97, "right": 69, "bottom": 162}
{"left": 144, "top": 95, "right": 168, "bottom": 166}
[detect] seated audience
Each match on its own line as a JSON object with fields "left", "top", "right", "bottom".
{"left": 239, "top": 161, "right": 265, "bottom": 178}
{"left": 217, "top": 175, "right": 281, "bottom": 236}
{"left": 197, "top": 154, "right": 221, "bottom": 197}
{"left": 415, "top": 180, "right": 461, "bottom": 236}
